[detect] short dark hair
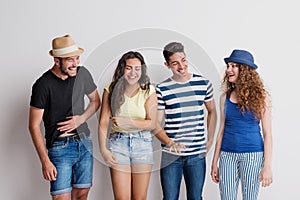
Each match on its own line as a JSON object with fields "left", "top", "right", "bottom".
{"left": 163, "top": 42, "right": 185, "bottom": 64}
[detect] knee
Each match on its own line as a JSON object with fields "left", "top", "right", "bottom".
{"left": 71, "top": 188, "right": 89, "bottom": 200}
{"left": 52, "top": 193, "right": 70, "bottom": 200}
{"left": 132, "top": 197, "right": 147, "bottom": 200}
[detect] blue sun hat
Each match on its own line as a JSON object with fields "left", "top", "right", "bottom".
{"left": 224, "top": 49, "right": 258, "bottom": 69}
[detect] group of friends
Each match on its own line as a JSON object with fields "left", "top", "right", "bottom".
{"left": 29, "top": 34, "right": 273, "bottom": 200}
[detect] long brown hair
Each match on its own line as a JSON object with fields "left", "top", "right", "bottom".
{"left": 223, "top": 64, "right": 268, "bottom": 119}
{"left": 108, "top": 51, "right": 150, "bottom": 116}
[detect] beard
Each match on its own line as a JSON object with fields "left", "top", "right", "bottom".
{"left": 58, "top": 62, "right": 77, "bottom": 77}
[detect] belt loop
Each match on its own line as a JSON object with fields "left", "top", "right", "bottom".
{"left": 80, "top": 132, "right": 86, "bottom": 140}
{"left": 129, "top": 133, "right": 133, "bottom": 147}
{"left": 139, "top": 131, "right": 143, "bottom": 139}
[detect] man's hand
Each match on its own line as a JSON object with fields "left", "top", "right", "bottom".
{"left": 42, "top": 160, "right": 57, "bottom": 181}
{"left": 166, "top": 140, "right": 186, "bottom": 154}
{"left": 57, "top": 115, "right": 84, "bottom": 133}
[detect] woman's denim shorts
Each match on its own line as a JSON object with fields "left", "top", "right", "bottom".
{"left": 109, "top": 130, "right": 154, "bottom": 165}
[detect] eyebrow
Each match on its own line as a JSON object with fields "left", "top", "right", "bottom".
{"left": 125, "top": 65, "right": 141, "bottom": 68}
{"left": 170, "top": 57, "right": 186, "bottom": 64}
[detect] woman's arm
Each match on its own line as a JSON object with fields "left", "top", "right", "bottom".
{"left": 111, "top": 92, "right": 158, "bottom": 131}
{"left": 211, "top": 93, "right": 226, "bottom": 183}
{"left": 260, "top": 95, "right": 273, "bottom": 187}
{"left": 98, "top": 90, "right": 117, "bottom": 166}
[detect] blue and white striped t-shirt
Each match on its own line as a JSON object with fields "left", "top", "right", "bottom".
{"left": 156, "top": 74, "right": 214, "bottom": 156}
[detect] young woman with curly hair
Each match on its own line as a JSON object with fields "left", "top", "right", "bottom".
{"left": 211, "top": 49, "right": 273, "bottom": 200}
{"left": 98, "top": 51, "right": 157, "bottom": 200}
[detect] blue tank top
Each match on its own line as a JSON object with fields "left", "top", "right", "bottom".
{"left": 221, "top": 97, "right": 264, "bottom": 153}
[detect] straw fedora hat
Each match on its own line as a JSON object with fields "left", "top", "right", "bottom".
{"left": 49, "top": 35, "right": 84, "bottom": 58}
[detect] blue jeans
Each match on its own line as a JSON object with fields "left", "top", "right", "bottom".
{"left": 160, "top": 152, "right": 206, "bottom": 200}
{"left": 48, "top": 134, "right": 93, "bottom": 195}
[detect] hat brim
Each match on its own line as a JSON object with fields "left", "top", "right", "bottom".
{"left": 224, "top": 57, "right": 258, "bottom": 69}
{"left": 49, "top": 47, "right": 84, "bottom": 58}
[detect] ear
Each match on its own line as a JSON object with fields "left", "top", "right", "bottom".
{"left": 164, "top": 61, "right": 170, "bottom": 69}
{"left": 54, "top": 57, "right": 60, "bottom": 66}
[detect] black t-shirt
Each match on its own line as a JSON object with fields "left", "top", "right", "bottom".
{"left": 30, "top": 66, "right": 97, "bottom": 148}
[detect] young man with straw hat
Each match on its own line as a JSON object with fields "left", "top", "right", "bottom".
{"left": 29, "top": 35, "right": 101, "bottom": 199}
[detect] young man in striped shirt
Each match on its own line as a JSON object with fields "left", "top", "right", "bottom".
{"left": 155, "top": 42, "right": 217, "bottom": 200}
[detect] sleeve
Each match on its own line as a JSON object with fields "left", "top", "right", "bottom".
{"left": 148, "top": 84, "right": 156, "bottom": 96}
{"left": 155, "top": 85, "right": 165, "bottom": 110}
{"left": 80, "top": 67, "right": 97, "bottom": 95}
{"left": 104, "top": 82, "right": 111, "bottom": 93}
{"left": 30, "top": 80, "right": 48, "bottom": 109}
{"left": 204, "top": 79, "right": 214, "bottom": 102}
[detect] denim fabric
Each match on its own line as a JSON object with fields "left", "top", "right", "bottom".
{"left": 160, "top": 152, "right": 206, "bottom": 200}
{"left": 108, "top": 130, "right": 154, "bottom": 165}
{"left": 48, "top": 134, "right": 93, "bottom": 195}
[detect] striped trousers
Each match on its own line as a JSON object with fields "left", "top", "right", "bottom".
{"left": 219, "top": 151, "right": 264, "bottom": 200}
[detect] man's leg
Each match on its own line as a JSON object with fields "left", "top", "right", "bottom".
{"left": 48, "top": 140, "right": 74, "bottom": 198}
{"left": 160, "top": 152, "right": 183, "bottom": 200}
{"left": 71, "top": 188, "right": 90, "bottom": 200}
{"left": 52, "top": 193, "right": 71, "bottom": 200}
{"left": 71, "top": 136, "right": 93, "bottom": 200}
{"left": 183, "top": 154, "right": 206, "bottom": 200}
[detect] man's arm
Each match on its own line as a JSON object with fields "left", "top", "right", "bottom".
{"left": 28, "top": 106, "right": 57, "bottom": 181}
{"left": 153, "top": 110, "right": 185, "bottom": 153}
{"left": 204, "top": 99, "right": 217, "bottom": 153}
{"left": 82, "top": 88, "right": 101, "bottom": 122}
{"left": 57, "top": 88, "right": 101, "bottom": 133}
{"left": 153, "top": 110, "right": 172, "bottom": 145}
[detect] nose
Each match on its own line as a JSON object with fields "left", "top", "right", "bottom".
{"left": 74, "top": 59, "right": 80, "bottom": 66}
{"left": 178, "top": 61, "right": 184, "bottom": 68}
{"left": 226, "top": 66, "right": 232, "bottom": 72}
{"left": 129, "top": 68, "right": 135, "bottom": 75}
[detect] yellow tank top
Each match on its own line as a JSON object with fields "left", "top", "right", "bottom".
{"left": 105, "top": 84, "right": 156, "bottom": 132}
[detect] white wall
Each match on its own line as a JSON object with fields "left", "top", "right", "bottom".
{"left": 0, "top": 0, "right": 298, "bottom": 199}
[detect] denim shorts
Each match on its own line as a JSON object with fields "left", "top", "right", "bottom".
{"left": 48, "top": 133, "right": 93, "bottom": 196}
{"left": 108, "top": 130, "right": 154, "bottom": 165}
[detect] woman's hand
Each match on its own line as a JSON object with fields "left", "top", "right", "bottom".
{"left": 211, "top": 164, "right": 219, "bottom": 183}
{"left": 260, "top": 165, "right": 273, "bottom": 187}
{"left": 111, "top": 116, "right": 132, "bottom": 128}
{"left": 101, "top": 148, "right": 117, "bottom": 167}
